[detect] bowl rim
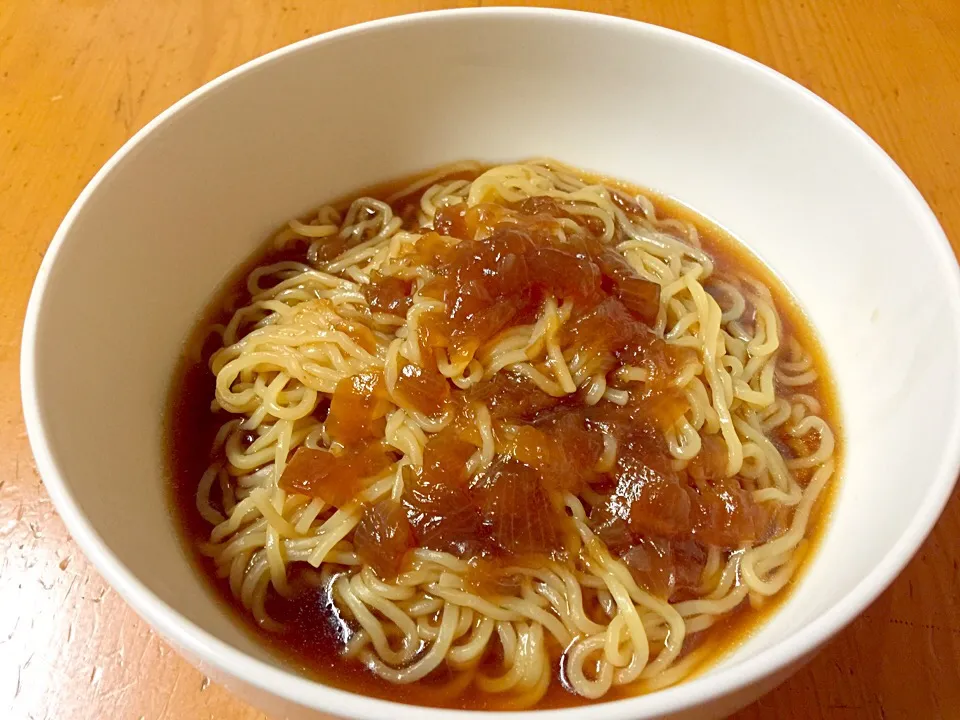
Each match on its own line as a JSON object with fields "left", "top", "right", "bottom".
{"left": 20, "top": 6, "right": 960, "bottom": 719}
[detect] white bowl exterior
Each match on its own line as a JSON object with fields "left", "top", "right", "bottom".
{"left": 21, "top": 8, "right": 960, "bottom": 720}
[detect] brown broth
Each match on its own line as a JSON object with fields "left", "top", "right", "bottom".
{"left": 166, "top": 163, "right": 842, "bottom": 710}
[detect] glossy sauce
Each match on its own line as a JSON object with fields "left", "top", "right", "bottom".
{"left": 167, "top": 164, "right": 842, "bottom": 709}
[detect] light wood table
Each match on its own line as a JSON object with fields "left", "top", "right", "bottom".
{"left": 3, "top": 1, "right": 959, "bottom": 718}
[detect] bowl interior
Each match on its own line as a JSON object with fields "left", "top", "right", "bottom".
{"left": 24, "top": 9, "right": 960, "bottom": 717}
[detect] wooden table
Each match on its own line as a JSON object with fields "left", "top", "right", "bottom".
{"left": 3, "top": 1, "right": 959, "bottom": 718}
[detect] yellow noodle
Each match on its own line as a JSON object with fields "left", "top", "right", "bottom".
{"left": 188, "top": 159, "right": 838, "bottom": 706}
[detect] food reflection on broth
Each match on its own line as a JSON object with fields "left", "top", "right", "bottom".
{"left": 168, "top": 160, "right": 840, "bottom": 709}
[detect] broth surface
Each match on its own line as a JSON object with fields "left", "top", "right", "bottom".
{"left": 168, "top": 162, "right": 841, "bottom": 709}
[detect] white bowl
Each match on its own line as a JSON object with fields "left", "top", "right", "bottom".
{"left": 21, "top": 8, "right": 960, "bottom": 720}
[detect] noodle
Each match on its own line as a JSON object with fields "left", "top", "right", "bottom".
{"left": 185, "top": 159, "right": 838, "bottom": 707}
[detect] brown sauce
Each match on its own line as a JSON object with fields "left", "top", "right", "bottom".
{"left": 166, "top": 163, "right": 842, "bottom": 709}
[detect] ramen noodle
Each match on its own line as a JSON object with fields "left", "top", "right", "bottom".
{"left": 169, "top": 159, "right": 840, "bottom": 709}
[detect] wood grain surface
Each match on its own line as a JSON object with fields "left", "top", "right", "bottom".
{"left": 2, "top": 1, "right": 959, "bottom": 718}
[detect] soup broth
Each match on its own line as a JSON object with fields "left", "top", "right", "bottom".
{"left": 168, "top": 160, "right": 840, "bottom": 709}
